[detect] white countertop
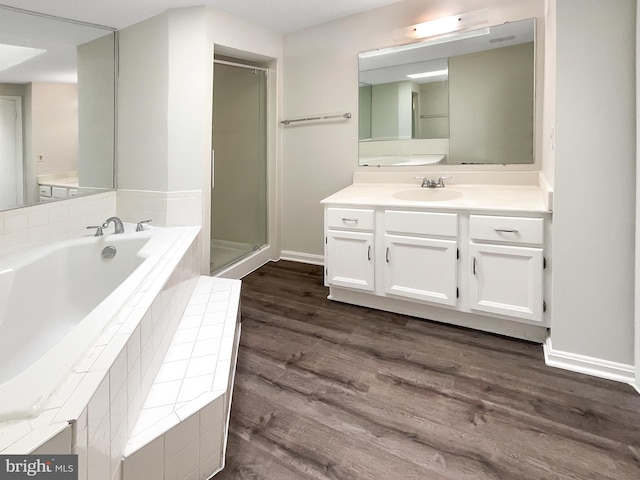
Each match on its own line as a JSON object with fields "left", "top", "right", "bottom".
{"left": 321, "top": 183, "right": 551, "bottom": 213}
{"left": 38, "top": 177, "right": 79, "bottom": 188}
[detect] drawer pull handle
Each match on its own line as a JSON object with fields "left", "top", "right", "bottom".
{"left": 473, "top": 257, "right": 477, "bottom": 275}
{"left": 386, "top": 247, "right": 390, "bottom": 263}
{"left": 342, "top": 217, "right": 359, "bottom": 223}
{"left": 367, "top": 245, "right": 371, "bottom": 261}
{"left": 494, "top": 228, "right": 519, "bottom": 233}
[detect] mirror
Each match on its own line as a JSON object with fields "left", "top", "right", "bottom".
{"left": 0, "top": 6, "right": 116, "bottom": 211}
{"left": 359, "top": 19, "right": 535, "bottom": 166}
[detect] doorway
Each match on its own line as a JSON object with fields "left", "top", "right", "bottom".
{"left": 210, "top": 58, "right": 268, "bottom": 274}
{"left": 0, "top": 96, "right": 24, "bottom": 210}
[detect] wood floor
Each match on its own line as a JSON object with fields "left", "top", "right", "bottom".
{"left": 215, "top": 261, "right": 640, "bottom": 480}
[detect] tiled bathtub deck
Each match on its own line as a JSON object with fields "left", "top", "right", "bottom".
{"left": 123, "top": 276, "right": 241, "bottom": 480}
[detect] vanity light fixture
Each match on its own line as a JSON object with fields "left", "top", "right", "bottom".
{"left": 393, "top": 9, "right": 489, "bottom": 42}
{"left": 407, "top": 69, "right": 448, "bottom": 79}
{"left": 362, "top": 26, "right": 491, "bottom": 59}
{"left": 0, "top": 43, "right": 46, "bottom": 72}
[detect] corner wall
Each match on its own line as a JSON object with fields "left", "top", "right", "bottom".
{"left": 116, "top": 8, "right": 209, "bottom": 231}
{"left": 549, "top": 0, "right": 636, "bottom": 375}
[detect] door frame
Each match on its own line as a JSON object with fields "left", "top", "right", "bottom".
{"left": 0, "top": 95, "right": 24, "bottom": 208}
{"left": 207, "top": 51, "right": 279, "bottom": 279}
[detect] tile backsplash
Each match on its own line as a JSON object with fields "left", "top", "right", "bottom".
{"left": 0, "top": 192, "right": 116, "bottom": 258}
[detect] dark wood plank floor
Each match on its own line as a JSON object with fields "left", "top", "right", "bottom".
{"left": 216, "top": 260, "right": 640, "bottom": 480}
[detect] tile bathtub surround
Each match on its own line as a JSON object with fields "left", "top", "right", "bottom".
{"left": 0, "top": 226, "right": 203, "bottom": 480}
{"left": 0, "top": 192, "right": 116, "bottom": 257}
{"left": 117, "top": 189, "right": 203, "bottom": 228}
{"left": 71, "top": 234, "right": 202, "bottom": 480}
{"left": 123, "top": 276, "right": 241, "bottom": 480}
{"left": 123, "top": 396, "right": 225, "bottom": 480}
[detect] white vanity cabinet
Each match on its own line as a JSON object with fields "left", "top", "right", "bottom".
{"left": 468, "top": 215, "right": 545, "bottom": 322}
{"left": 383, "top": 210, "right": 458, "bottom": 306}
{"left": 321, "top": 181, "right": 551, "bottom": 342}
{"left": 325, "top": 207, "right": 375, "bottom": 292}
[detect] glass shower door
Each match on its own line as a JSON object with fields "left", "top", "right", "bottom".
{"left": 210, "top": 60, "right": 267, "bottom": 273}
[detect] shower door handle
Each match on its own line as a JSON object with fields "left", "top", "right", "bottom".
{"left": 210, "top": 150, "right": 215, "bottom": 188}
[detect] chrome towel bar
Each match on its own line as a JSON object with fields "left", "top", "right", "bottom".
{"left": 281, "top": 112, "right": 351, "bottom": 125}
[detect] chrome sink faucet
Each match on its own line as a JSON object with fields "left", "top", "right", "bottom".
{"left": 414, "top": 176, "right": 453, "bottom": 188}
{"left": 102, "top": 216, "right": 125, "bottom": 234}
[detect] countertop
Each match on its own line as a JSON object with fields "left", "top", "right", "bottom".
{"left": 38, "top": 177, "right": 79, "bottom": 188}
{"left": 321, "top": 183, "right": 551, "bottom": 213}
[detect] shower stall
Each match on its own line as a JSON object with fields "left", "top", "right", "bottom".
{"left": 210, "top": 58, "right": 268, "bottom": 273}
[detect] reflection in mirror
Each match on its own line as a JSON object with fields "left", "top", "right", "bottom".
{"left": 0, "top": 6, "right": 116, "bottom": 211}
{"left": 359, "top": 19, "right": 535, "bottom": 166}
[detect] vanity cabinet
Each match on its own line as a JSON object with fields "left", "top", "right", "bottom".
{"left": 325, "top": 207, "right": 375, "bottom": 292}
{"left": 323, "top": 198, "right": 550, "bottom": 341}
{"left": 468, "top": 215, "right": 544, "bottom": 322}
{"left": 383, "top": 210, "right": 458, "bottom": 306}
{"left": 321, "top": 181, "right": 551, "bottom": 341}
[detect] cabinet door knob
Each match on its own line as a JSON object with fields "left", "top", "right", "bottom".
{"left": 342, "top": 217, "right": 358, "bottom": 223}
{"left": 473, "top": 257, "right": 477, "bottom": 275}
{"left": 367, "top": 245, "right": 371, "bottom": 261}
{"left": 386, "top": 247, "right": 390, "bottom": 263}
{"left": 494, "top": 228, "right": 519, "bottom": 233}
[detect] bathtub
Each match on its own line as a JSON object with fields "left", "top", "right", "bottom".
{"left": 0, "top": 225, "right": 189, "bottom": 422}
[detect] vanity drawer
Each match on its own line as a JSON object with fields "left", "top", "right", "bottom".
{"left": 327, "top": 207, "right": 375, "bottom": 231}
{"left": 384, "top": 210, "right": 457, "bottom": 237}
{"left": 39, "top": 185, "right": 52, "bottom": 198}
{"left": 469, "top": 215, "right": 543, "bottom": 245}
{"left": 51, "top": 187, "right": 69, "bottom": 198}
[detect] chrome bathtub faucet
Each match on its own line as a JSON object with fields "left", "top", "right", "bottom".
{"left": 136, "top": 219, "right": 152, "bottom": 232}
{"left": 86, "top": 225, "right": 104, "bottom": 237}
{"left": 102, "top": 217, "right": 125, "bottom": 234}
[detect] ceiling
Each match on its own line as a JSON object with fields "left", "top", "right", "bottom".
{"left": 0, "top": 0, "right": 403, "bottom": 83}
{"left": 0, "top": 0, "right": 403, "bottom": 33}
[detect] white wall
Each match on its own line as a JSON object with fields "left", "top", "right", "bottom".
{"left": 542, "top": 0, "right": 556, "bottom": 187}
{"left": 78, "top": 33, "right": 116, "bottom": 190}
{"left": 636, "top": 0, "right": 640, "bottom": 393}
{"left": 167, "top": 8, "right": 210, "bottom": 193}
{"left": 118, "top": 13, "right": 169, "bottom": 193}
{"left": 281, "top": 0, "right": 545, "bottom": 258}
{"left": 551, "top": 0, "right": 636, "bottom": 368}
{"left": 31, "top": 83, "right": 79, "bottom": 177}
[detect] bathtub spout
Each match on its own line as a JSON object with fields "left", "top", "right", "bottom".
{"left": 102, "top": 217, "right": 125, "bottom": 234}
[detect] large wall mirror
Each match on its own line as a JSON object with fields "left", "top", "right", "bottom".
{"left": 358, "top": 19, "right": 535, "bottom": 166}
{"left": 0, "top": 5, "right": 116, "bottom": 211}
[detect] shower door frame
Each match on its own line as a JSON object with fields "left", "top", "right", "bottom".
{"left": 209, "top": 55, "right": 275, "bottom": 277}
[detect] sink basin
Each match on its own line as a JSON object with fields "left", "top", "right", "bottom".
{"left": 393, "top": 188, "right": 464, "bottom": 202}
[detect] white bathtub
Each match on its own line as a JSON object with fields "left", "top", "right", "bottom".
{"left": 0, "top": 225, "right": 188, "bottom": 422}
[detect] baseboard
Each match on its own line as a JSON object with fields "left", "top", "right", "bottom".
{"left": 214, "top": 246, "right": 276, "bottom": 280}
{"left": 280, "top": 250, "right": 324, "bottom": 266}
{"left": 543, "top": 338, "right": 635, "bottom": 385}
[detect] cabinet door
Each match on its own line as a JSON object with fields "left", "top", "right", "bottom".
{"left": 384, "top": 234, "right": 458, "bottom": 306}
{"left": 326, "top": 230, "right": 374, "bottom": 291}
{"left": 469, "top": 243, "right": 543, "bottom": 322}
